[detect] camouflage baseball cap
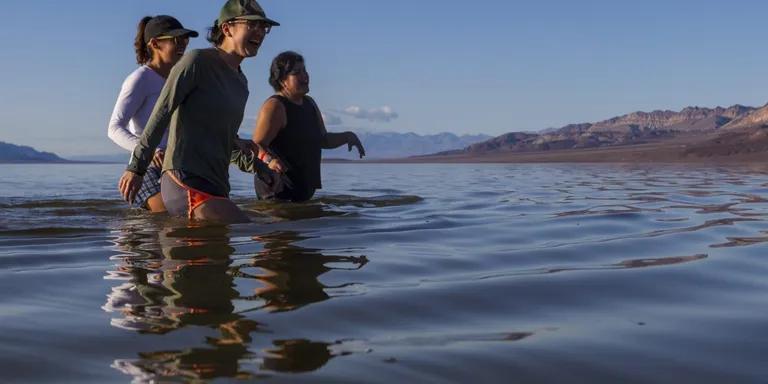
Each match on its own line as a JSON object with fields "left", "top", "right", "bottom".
{"left": 218, "top": 0, "right": 280, "bottom": 26}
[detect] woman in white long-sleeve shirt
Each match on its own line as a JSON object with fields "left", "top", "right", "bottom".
{"left": 108, "top": 15, "right": 198, "bottom": 212}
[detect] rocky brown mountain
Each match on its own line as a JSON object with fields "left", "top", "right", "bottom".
{"left": 682, "top": 103, "right": 768, "bottom": 157}
{"left": 721, "top": 103, "right": 768, "bottom": 130}
{"left": 684, "top": 126, "right": 768, "bottom": 158}
{"left": 462, "top": 105, "right": 758, "bottom": 154}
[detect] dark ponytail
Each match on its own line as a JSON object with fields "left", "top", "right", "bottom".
{"left": 134, "top": 16, "right": 153, "bottom": 65}
{"left": 207, "top": 19, "right": 225, "bottom": 46}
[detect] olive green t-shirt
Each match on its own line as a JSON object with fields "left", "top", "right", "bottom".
{"left": 127, "top": 48, "right": 249, "bottom": 196}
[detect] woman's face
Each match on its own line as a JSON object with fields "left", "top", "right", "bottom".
{"left": 281, "top": 62, "right": 309, "bottom": 96}
{"left": 224, "top": 20, "right": 270, "bottom": 58}
{"left": 151, "top": 36, "right": 189, "bottom": 65}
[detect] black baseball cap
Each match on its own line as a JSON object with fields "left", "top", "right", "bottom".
{"left": 218, "top": 0, "right": 280, "bottom": 26}
{"left": 143, "top": 15, "right": 199, "bottom": 43}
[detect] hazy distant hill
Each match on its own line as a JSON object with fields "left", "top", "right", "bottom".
{"left": 446, "top": 105, "right": 759, "bottom": 155}
{"left": 238, "top": 131, "right": 491, "bottom": 159}
{"left": 67, "top": 153, "right": 127, "bottom": 163}
{"left": 0, "top": 141, "right": 68, "bottom": 163}
{"left": 323, "top": 131, "right": 492, "bottom": 159}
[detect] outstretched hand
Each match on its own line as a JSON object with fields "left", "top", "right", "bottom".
{"left": 346, "top": 132, "right": 366, "bottom": 158}
{"left": 118, "top": 171, "right": 144, "bottom": 204}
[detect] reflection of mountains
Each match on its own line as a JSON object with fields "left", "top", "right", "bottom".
{"left": 104, "top": 225, "right": 367, "bottom": 381}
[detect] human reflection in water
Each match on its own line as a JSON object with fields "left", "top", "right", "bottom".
{"left": 104, "top": 225, "right": 247, "bottom": 334}
{"left": 235, "top": 230, "right": 368, "bottom": 312}
{"left": 112, "top": 339, "right": 341, "bottom": 381}
{"left": 104, "top": 225, "right": 367, "bottom": 381}
{"left": 106, "top": 225, "right": 263, "bottom": 380}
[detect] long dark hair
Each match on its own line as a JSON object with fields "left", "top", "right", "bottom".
{"left": 134, "top": 16, "right": 153, "bottom": 65}
{"left": 269, "top": 51, "right": 305, "bottom": 92}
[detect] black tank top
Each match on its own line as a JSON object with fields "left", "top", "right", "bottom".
{"left": 268, "top": 95, "right": 323, "bottom": 200}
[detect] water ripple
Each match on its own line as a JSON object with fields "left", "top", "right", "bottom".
{"left": 3, "top": 163, "right": 768, "bottom": 382}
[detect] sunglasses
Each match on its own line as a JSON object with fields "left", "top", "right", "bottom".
{"left": 228, "top": 20, "right": 272, "bottom": 34}
{"left": 154, "top": 35, "right": 190, "bottom": 45}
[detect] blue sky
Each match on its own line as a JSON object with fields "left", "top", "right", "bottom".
{"left": 1, "top": 0, "right": 767, "bottom": 156}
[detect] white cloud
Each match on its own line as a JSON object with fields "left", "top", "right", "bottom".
{"left": 340, "top": 105, "right": 399, "bottom": 123}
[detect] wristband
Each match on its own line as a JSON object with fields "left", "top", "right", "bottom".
{"left": 258, "top": 151, "right": 274, "bottom": 164}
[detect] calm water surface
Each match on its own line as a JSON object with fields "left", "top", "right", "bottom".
{"left": 1, "top": 163, "right": 768, "bottom": 383}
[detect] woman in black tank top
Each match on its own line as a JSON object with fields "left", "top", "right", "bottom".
{"left": 250, "top": 51, "right": 366, "bottom": 202}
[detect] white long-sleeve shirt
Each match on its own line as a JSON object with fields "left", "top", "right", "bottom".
{"left": 108, "top": 66, "right": 168, "bottom": 153}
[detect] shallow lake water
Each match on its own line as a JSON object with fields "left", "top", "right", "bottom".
{"left": 1, "top": 163, "right": 768, "bottom": 383}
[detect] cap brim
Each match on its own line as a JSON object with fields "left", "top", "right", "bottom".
{"left": 234, "top": 15, "right": 280, "bottom": 26}
{"left": 162, "top": 28, "right": 199, "bottom": 38}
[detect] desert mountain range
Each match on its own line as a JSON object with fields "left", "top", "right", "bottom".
{"left": 426, "top": 103, "right": 768, "bottom": 162}
{"left": 7, "top": 103, "right": 768, "bottom": 164}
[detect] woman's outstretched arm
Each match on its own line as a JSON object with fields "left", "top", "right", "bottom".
{"left": 307, "top": 96, "right": 365, "bottom": 158}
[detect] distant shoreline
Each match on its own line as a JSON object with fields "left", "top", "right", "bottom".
{"left": 338, "top": 140, "right": 768, "bottom": 164}
{"left": 5, "top": 144, "right": 768, "bottom": 165}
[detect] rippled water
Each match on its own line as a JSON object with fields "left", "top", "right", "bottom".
{"left": 2, "top": 163, "right": 768, "bottom": 383}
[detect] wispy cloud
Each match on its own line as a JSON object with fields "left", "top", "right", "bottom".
{"left": 339, "top": 105, "right": 399, "bottom": 123}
